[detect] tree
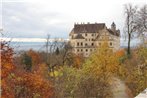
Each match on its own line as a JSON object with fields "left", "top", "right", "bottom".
{"left": 54, "top": 66, "right": 78, "bottom": 98}
{"left": 22, "top": 53, "right": 32, "bottom": 71}
{"left": 124, "top": 4, "right": 147, "bottom": 55}
{"left": 9, "top": 63, "right": 54, "bottom": 98}
{"left": 124, "top": 4, "right": 138, "bottom": 55}
{"left": 55, "top": 42, "right": 121, "bottom": 98}
{"left": 27, "top": 49, "right": 41, "bottom": 66}
{"left": 120, "top": 47, "right": 147, "bottom": 97}
{"left": 55, "top": 47, "right": 59, "bottom": 55}
{"left": 13, "top": 72, "right": 54, "bottom": 98}
{"left": 1, "top": 40, "right": 54, "bottom": 98}
{"left": 136, "top": 4, "right": 147, "bottom": 33}
{"left": 136, "top": 4, "right": 147, "bottom": 44}
{"left": 1, "top": 41, "right": 15, "bottom": 98}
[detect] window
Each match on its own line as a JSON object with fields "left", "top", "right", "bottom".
{"left": 85, "top": 33, "right": 87, "bottom": 36}
{"left": 85, "top": 43, "right": 87, "bottom": 46}
{"left": 91, "top": 43, "right": 94, "bottom": 46}
{"left": 86, "top": 49, "right": 88, "bottom": 52}
{"left": 91, "top": 34, "right": 94, "bottom": 36}
{"left": 77, "top": 49, "right": 79, "bottom": 52}
{"left": 99, "top": 43, "right": 101, "bottom": 46}
{"left": 81, "top": 49, "right": 83, "bottom": 52}
{"left": 77, "top": 42, "right": 79, "bottom": 46}
{"left": 110, "top": 42, "right": 112, "bottom": 46}
{"left": 92, "top": 39, "right": 94, "bottom": 41}
{"left": 81, "top": 42, "right": 83, "bottom": 46}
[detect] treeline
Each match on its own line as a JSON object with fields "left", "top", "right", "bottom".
{"left": 1, "top": 40, "right": 147, "bottom": 98}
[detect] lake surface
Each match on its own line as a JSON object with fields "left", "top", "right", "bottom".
{"left": 6, "top": 38, "right": 142, "bottom": 52}
{"left": 10, "top": 42, "right": 46, "bottom": 51}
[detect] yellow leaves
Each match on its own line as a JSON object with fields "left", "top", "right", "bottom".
{"left": 33, "top": 63, "right": 48, "bottom": 77}
{"left": 71, "top": 55, "right": 84, "bottom": 68}
{"left": 49, "top": 71, "right": 57, "bottom": 77}
{"left": 86, "top": 42, "right": 120, "bottom": 76}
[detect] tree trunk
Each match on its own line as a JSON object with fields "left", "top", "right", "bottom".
{"left": 127, "top": 33, "right": 131, "bottom": 55}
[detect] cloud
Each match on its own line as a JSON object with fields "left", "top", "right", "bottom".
{"left": 1, "top": 0, "right": 146, "bottom": 38}
{"left": 2, "top": 2, "right": 71, "bottom": 38}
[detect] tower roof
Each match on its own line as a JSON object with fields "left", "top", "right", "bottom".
{"left": 111, "top": 22, "right": 116, "bottom": 26}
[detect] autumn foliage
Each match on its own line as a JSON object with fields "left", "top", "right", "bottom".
{"left": 1, "top": 42, "right": 54, "bottom": 98}
{"left": 12, "top": 71, "right": 54, "bottom": 98}
{"left": 27, "top": 49, "right": 41, "bottom": 66}
{"left": 1, "top": 40, "right": 146, "bottom": 98}
{"left": 115, "top": 49, "right": 126, "bottom": 58}
{"left": 1, "top": 41, "right": 14, "bottom": 79}
{"left": 1, "top": 41, "right": 15, "bottom": 98}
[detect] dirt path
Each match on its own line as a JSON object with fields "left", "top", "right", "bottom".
{"left": 111, "top": 77, "right": 131, "bottom": 98}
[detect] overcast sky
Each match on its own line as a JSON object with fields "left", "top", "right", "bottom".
{"left": 1, "top": 0, "right": 146, "bottom": 38}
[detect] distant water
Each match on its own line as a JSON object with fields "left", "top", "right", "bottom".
{"left": 9, "top": 39, "right": 141, "bottom": 52}
{"left": 10, "top": 42, "right": 46, "bottom": 51}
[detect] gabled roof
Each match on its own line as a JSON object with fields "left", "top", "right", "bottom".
{"left": 74, "top": 34, "right": 85, "bottom": 39}
{"left": 73, "top": 23, "right": 105, "bottom": 33}
{"left": 107, "top": 29, "right": 120, "bottom": 37}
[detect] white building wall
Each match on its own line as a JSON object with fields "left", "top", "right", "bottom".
{"left": 69, "top": 28, "right": 120, "bottom": 57}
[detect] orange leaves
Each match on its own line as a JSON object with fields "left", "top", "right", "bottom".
{"left": 1, "top": 42, "right": 54, "bottom": 98}
{"left": 1, "top": 42, "right": 14, "bottom": 79}
{"left": 1, "top": 42, "right": 15, "bottom": 98}
{"left": 9, "top": 69, "right": 54, "bottom": 98}
{"left": 115, "top": 49, "right": 126, "bottom": 58}
{"left": 1, "top": 79, "right": 15, "bottom": 98}
{"left": 27, "top": 49, "right": 41, "bottom": 66}
{"left": 73, "top": 55, "right": 84, "bottom": 68}
{"left": 15, "top": 73, "right": 54, "bottom": 98}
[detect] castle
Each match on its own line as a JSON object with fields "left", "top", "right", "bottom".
{"left": 69, "top": 22, "right": 120, "bottom": 57}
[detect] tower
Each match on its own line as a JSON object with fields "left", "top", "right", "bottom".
{"left": 111, "top": 22, "right": 116, "bottom": 31}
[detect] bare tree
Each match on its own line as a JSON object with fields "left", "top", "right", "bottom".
{"left": 45, "top": 35, "right": 73, "bottom": 78}
{"left": 136, "top": 4, "right": 147, "bottom": 32}
{"left": 136, "top": 4, "right": 147, "bottom": 44}
{"left": 124, "top": 4, "right": 138, "bottom": 55}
